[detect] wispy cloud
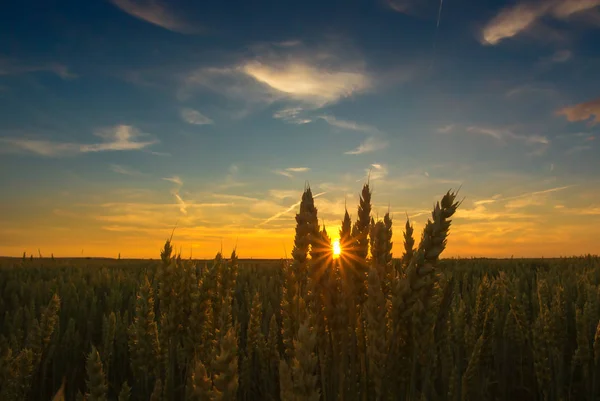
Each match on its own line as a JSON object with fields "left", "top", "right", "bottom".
{"left": 0, "top": 57, "right": 76, "bottom": 79}
{"left": 258, "top": 191, "right": 326, "bottom": 226}
{"left": 471, "top": 186, "right": 572, "bottom": 211}
{"left": 436, "top": 124, "right": 455, "bottom": 134}
{"left": 110, "top": 0, "right": 198, "bottom": 34}
{"left": 319, "top": 115, "right": 381, "bottom": 134}
{"left": 180, "top": 108, "right": 213, "bottom": 125}
{"left": 466, "top": 126, "right": 549, "bottom": 145}
{"left": 481, "top": 0, "right": 600, "bottom": 45}
{"left": 566, "top": 145, "right": 592, "bottom": 155}
{"left": 163, "top": 176, "right": 183, "bottom": 186}
{"left": 561, "top": 206, "right": 600, "bottom": 216}
{"left": 385, "top": 0, "right": 414, "bottom": 13}
{"left": 268, "top": 189, "right": 301, "bottom": 200}
{"left": 241, "top": 61, "right": 370, "bottom": 108}
{"left": 367, "top": 163, "right": 389, "bottom": 181}
{"left": 344, "top": 136, "right": 388, "bottom": 155}
{"left": 385, "top": 0, "right": 437, "bottom": 16}
{"left": 182, "top": 41, "right": 371, "bottom": 115}
{"left": 557, "top": 97, "right": 600, "bottom": 126}
{"left": 218, "top": 164, "right": 246, "bottom": 190}
{"left": 505, "top": 83, "right": 557, "bottom": 98}
{"left": 110, "top": 164, "right": 144, "bottom": 176}
{"left": 273, "top": 107, "right": 312, "bottom": 124}
{"left": 273, "top": 167, "right": 311, "bottom": 178}
{"left": 210, "top": 193, "right": 260, "bottom": 203}
{"left": 173, "top": 193, "right": 188, "bottom": 215}
{"left": 162, "top": 175, "right": 187, "bottom": 214}
{"left": 0, "top": 125, "right": 157, "bottom": 156}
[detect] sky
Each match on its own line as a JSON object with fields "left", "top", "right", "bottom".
{"left": 0, "top": 0, "right": 599, "bottom": 258}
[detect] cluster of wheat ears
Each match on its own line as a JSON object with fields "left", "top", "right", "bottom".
{"left": 1, "top": 183, "right": 600, "bottom": 401}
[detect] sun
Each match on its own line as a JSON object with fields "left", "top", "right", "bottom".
{"left": 332, "top": 239, "right": 341, "bottom": 258}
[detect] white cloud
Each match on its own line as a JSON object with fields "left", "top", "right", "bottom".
{"left": 273, "top": 107, "right": 312, "bottom": 124}
{"left": 273, "top": 170, "right": 294, "bottom": 178}
{"left": 82, "top": 125, "right": 158, "bottom": 152}
{"left": 110, "top": 164, "right": 143, "bottom": 176}
{"left": 367, "top": 163, "right": 389, "bottom": 181}
{"left": 272, "top": 167, "right": 311, "bottom": 178}
{"left": 345, "top": 136, "right": 388, "bottom": 155}
{"left": 481, "top": 0, "right": 600, "bottom": 45}
{"left": 173, "top": 193, "right": 188, "bottom": 214}
{"left": 466, "top": 126, "right": 549, "bottom": 145}
{"left": 163, "top": 176, "right": 183, "bottom": 186}
{"left": 0, "top": 125, "right": 157, "bottom": 156}
{"left": 319, "top": 115, "right": 380, "bottom": 134}
{"left": 241, "top": 60, "right": 370, "bottom": 107}
{"left": 110, "top": 0, "right": 198, "bottom": 34}
{"left": 161, "top": 175, "right": 187, "bottom": 214}
{"left": 181, "top": 108, "right": 213, "bottom": 125}
{"left": 182, "top": 41, "right": 371, "bottom": 114}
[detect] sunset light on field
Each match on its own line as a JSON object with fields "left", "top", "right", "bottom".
{"left": 2, "top": 2, "right": 600, "bottom": 400}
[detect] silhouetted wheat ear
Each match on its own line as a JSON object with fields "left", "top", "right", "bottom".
{"left": 393, "top": 190, "right": 460, "bottom": 318}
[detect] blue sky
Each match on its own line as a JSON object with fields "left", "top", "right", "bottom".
{"left": 1, "top": 0, "right": 599, "bottom": 258}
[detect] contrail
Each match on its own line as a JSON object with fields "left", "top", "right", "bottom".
{"left": 436, "top": 0, "right": 444, "bottom": 28}
{"left": 258, "top": 192, "right": 326, "bottom": 226}
{"left": 429, "top": 0, "right": 445, "bottom": 72}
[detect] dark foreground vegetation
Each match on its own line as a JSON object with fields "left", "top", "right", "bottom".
{"left": 1, "top": 184, "right": 599, "bottom": 401}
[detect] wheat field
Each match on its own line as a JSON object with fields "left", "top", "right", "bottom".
{"left": 1, "top": 184, "right": 599, "bottom": 401}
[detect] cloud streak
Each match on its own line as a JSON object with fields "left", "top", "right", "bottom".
{"left": 258, "top": 191, "right": 326, "bottom": 226}
{"left": 345, "top": 136, "right": 388, "bottom": 155}
{"left": 273, "top": 167, "right": 311, "bottom": 178}
{"left": 110, "top": 164, "right": 144, "bottom": 176}
{"left": 273, "top": 107, "right": 312, "bottom": 124}
{"left": 182, "top": 41, "right": 371, "bottom": 115}
{"left": 0, "top": 125, "right": 157, "bottom": 156}
{"left": 163, "top": 176, "right": 183, "bottom": 186}
{"left": 241, "top": 60, "right": 370, "bottom": 107}
{"left": 466, "top": 126, "right": 549, "bottom": 147}
{"left": 110, "top": 0, "right": 198, "bottom": 34}
{"left": 481, "top": 0, "right": 600, "bottom": 45}
{"left": 0, "top": 57, "right": 76, "bottom": 79}
{"left": 319, "top": 115, "right": 381, "bottom": 134}
{"left": 181, "top": 108, "right": 213, "bottom": 125}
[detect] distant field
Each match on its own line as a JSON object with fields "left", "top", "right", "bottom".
{"left": 2, "top": 254, "right": 600, "bottom": 401}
